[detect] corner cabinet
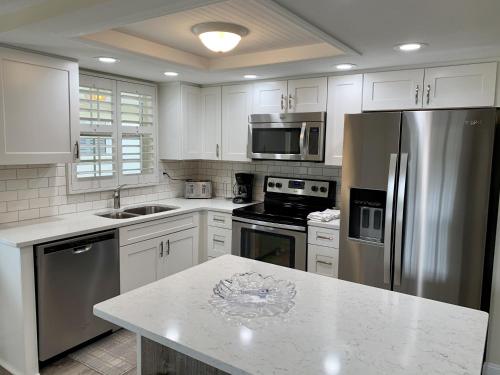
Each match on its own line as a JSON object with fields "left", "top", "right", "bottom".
{"left": 0, "top": 46, "right": 79, "bottom": 164}
{"left": 362, "top": 62, "right": 497, "bottom": 111}
{"left": 222, "top": 84, "right": 253, "bottom": 161}
{"left": 252, "top": 77, "right": 327, "bottom": 114}
{"left": 325, "top": 74, "right": 363, "bottom": 166}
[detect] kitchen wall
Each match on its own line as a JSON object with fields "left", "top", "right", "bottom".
{"left": 0, "top": 160, "right": 341, "bottom": 224}
{"left": 197, "top": 160, "right": 341, "bottom": 203}
{"left": 0, "top": 161, "right": 198, "bottom": 224}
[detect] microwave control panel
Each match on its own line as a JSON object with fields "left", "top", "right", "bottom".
{"left": 265, "top": 177, "right": 331, "bottom": 198}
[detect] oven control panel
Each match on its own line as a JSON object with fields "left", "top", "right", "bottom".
{"left": 265, "top": 176, "right": 332, "bottom": 198}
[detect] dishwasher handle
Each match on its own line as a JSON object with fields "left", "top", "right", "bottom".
{"left": 73, "top": 244, "right": 93, "bottom": 254}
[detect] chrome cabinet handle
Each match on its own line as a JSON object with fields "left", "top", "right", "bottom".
{"left": 160, "top": 241, "right": 164, "bottom": 257}
{"left": 167, "top": 239, "right": 170, "bottom": 255}
{"left": 317, "top": 234, "right": 334, "bottom": 241}
{"left": 73, "top": 244, "right": 92, "bottom": 254}
{"left": 426, "top": 84, "right": 431, "bottom": 105}
{"left": 393, "top": 153, "right": 408, "bottom": 286}
{"left": 415, "top": 85, "right": 419, "bottom": 104}
{"left": 213, "top": 217, "right": 225, "bottom": 223}
{"left": 288, "top": 94, "right": 293, "bottom": 110}
{"left": 384, "top": 154, "right": 398, "bottom": 285}
{"left": 213, "top": 238, "right": 225, "bottom": 244}
{"left": 280, "top": 94, "right": 285, "bottom": 111}
{"left": 73, "top": 141, "right": 80, "bottom": 161}
{"left": 316, "top": 260, "right": 333, "bottom": 266}
{"left": 216, "top": 144, "right": 220, "bottom": 158}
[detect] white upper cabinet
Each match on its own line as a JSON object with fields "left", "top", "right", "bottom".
{"left": 363, "top": 69, "right": 424, "bottom": 111}
{"left": 158, "top": 83, "right": 222, "bottom": 161}
{"left": 200, "top": 87, "right": 222, "bottom": 160}
{"left": 252, "top": 78, "right": 327, "bottom": 114}
{"left": 181, "top": 85, "right": 202, "bottom": 159}
{"left": 325, "top": 74, "right": 363, "bottom": 166}
{"left": 287, "top": 77, "right": 327, "bottom": 112}
{"left": 423, "top": 62, "right": 497, "bottom": 108}
{"left": 222, "top": 84, "right": 253, "bottom": 162}
{"left": 252, "top": 81, "right": 287, "bottom": 113}
{"left": 0, "top": 46, "right": 79, "bottom": 164}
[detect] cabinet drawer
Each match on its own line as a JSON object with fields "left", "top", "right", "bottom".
{"left": 207, "top": 226, "right": 232, "bottom": 258}
{"left": 307, "top": 244, "right": 338, "bottom": 278}
{"left": 120, "top": 213, "right": 198, "bottom": 246}
{"left": 308, "top": 226, "right": 339, "bottom": 248}
{"left": 207, "top": 211, "right": 232, "bottom": 229}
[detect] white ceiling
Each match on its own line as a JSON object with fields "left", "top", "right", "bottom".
{"left": 116, "top": 0, "right": 323, "bottom": 57}
{"left": 0, "top": 0, "right": 499, "bottom": 84}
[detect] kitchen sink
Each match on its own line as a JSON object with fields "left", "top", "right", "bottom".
{"left": 97, "top": 211, "right": 139, "bottom": 219}
{"left": 123, "top": 205, "right": 179, "bottom": 215}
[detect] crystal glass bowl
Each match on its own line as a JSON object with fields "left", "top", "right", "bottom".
{"left": 210, "top": 272, "right": 296, "bottom": 319}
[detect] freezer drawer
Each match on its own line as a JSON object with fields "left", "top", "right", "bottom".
{"left": 36, "top": 230, "right": 119, "bottom": 361}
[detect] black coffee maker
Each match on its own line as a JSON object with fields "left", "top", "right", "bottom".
{"left": 233, "top": 173, "right": 254, "bottom": 203}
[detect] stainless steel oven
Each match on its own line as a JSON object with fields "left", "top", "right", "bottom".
{"left": 232, "top": 217, "right": 307, "bottom": 271}
{"left": 248, "top": 112, "right": 325, "bottom": 161}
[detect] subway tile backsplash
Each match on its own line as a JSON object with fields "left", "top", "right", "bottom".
{"left": 0, "top": 160, "right": 341, "bottom": 224}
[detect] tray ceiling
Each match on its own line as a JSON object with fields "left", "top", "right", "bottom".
{"left": 82, "top": 0, "right": 351, "bottom": 71}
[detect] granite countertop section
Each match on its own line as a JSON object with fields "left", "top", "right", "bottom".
{"left": 94, "top": 255, "right": 488, "bottom": 375}
{"left": 307, "top": 218, "right": 340, "bottom": 230}
{"left": 0, "top": 198, "right": 252, "bottom": 248}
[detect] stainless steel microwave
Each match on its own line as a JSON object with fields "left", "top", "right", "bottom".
{"left": 248, "top": 112, "right": 326, "bottom": 161}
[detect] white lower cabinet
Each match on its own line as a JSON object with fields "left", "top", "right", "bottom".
{"left": 207, "top": 225, "right": 232, "bottom": 258}
{"left": 307, "top": 244, "right": 339, "bottom": 278}
{"left": 307, "top": 225, "right": 339, "bottom": 278}
{"left": 119, "top": 214, "right": 199, "bottom": 293}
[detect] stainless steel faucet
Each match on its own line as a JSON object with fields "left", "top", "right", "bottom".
{"left": 113, "top": 185, "right": 127, "bottom": 209}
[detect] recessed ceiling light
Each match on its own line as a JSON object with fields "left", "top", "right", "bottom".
{"left": 164, "top": 71, "right": 179, "bottom": 77}
{"left": 395, "top": 43, "right": 426, "bottom": 52}
{"left": 244, "top": 74, "right": 258, "bottom": 79}
{"left": 97, "top": 56, "right": 119, "bottom": 63}
{"left": 192, "top": 22, "right": 249, "bottom": 53}
{"left": 336, "top": 63, "right": 356, "bottom": 70}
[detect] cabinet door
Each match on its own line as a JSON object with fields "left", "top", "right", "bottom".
{"left": 307, "top": 244, "right": 339, "bottom": 278}
{"left": 325, "top": 75, "right": 362, "bottom": 166}
{"left": 159, "top": 228, "right": 199, "bottom": 278}
{"left": 252, "top": 81, "right": 287, "bottom": 114}
{"left": 287, "top": 77, "right": 327, "bottom": 112}
{"left": 120, "top": 238, "right": 161, "bottom": 293}
{"left": 0, "top": 47, "right": 79, "bottom": 164}
{"left": 200, "top": 87, "right": 221, "bottom": 160}
{"left": 221, "top": 84, "right": 252, "bottom": 161}
{"left": 181, "top": 85, "right": 202, "bottom": 159}
{"left": 362, "top": 69, "right": 424, "bottom": 110}
{"left": 207, "top": 226, "right": 232, "bottom": 258}
{"left": 423, "top": 62, "right": 497, "bottom": 108}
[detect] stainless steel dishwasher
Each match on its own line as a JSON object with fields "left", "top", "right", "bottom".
{"left": 35, "top": 230, "right": 119, "bottom": 361}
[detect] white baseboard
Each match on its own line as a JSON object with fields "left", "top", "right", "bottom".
{"left": 484, "top": 362, "right": 500, "bottom": 375}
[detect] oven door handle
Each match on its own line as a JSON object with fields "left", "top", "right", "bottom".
{"left": 232, "top": 216, "right": 306, "bottom": 232}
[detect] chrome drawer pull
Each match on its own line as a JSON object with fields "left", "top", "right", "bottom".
{"left": 316, "top": 260, "right": 333, "bottom": 266}
{"left": 213, "top": 239, "right": 225, "bottom": 244}
{"left": 317, "top": 235, "right": 334, "bottom": 240}
{"left": 213, "top": 217, "right": 225, "bottom": 222}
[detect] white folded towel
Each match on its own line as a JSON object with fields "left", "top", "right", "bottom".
{"left": 307, "top": 209, "right": 340, "bottom": 222}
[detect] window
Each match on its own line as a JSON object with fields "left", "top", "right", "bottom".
{"left": 68, "top": 74, "right": 158, "bottom": 193}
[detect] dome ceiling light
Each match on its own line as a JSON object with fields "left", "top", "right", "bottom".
{"left": 191, "top": 22, "right": 249, "bottom": 53}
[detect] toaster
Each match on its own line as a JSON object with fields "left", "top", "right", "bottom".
{"left": 184, "top": 180, "right": 213, "bottom": 199}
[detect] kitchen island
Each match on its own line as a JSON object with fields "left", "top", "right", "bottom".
{"left": 94, "top": 255, "right": 488, "bottom": 375}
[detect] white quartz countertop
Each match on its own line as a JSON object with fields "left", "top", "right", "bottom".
{"left": 0, "top": 198, "right": 251, "bottom": 248}
{"left": 94, "top": 255, "right": 488, "bottom": 375}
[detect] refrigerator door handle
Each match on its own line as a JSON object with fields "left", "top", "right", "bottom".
{"left": 384, "top": 153, "right": 398, "bottom": 285}
{"left": 394, "top": 153, "right": 408, "bottom": 286}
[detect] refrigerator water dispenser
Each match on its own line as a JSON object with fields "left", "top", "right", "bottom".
{"left": 349, "top": 188, "right": 386, "bottom": 243}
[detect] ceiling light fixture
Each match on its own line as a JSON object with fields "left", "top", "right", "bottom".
{"left": 97, "top": 56, "right": 119, "bottom": 63}
{"left": 192, "top": 22, "right": 249, "bottom": 53}
{"left": 336, "top": 63, "right": 356, "bottom": 70}
{"left": 244, "top": 74, "right": 258, "bottom": 79}
{"left": 164, "top": 71, "right": 179, "bottom": 77}
{"left": 395, "top": 43, "right": 426, "bottom": 52}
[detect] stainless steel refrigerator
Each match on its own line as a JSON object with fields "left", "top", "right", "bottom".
{"left": 339, "top": 109, "right": 500, "bottom": 310}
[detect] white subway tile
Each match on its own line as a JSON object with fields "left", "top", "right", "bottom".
{"left": 0, "top": 202, "right": 5, "bottom": 212}
{"left": 28, "top": 178, "right": 49, "bottom": 189}
{"left": 37, "top": 167, "right": 58, "bottom": 177}
{"left": 7, "top": 200, "right": 29, "bottom": 211}
{"left": 19, "top": 208, "right": 39, "bottom": 221}
{"left": 77, "top": 202, "right": 93, "bottom": 212}
{"left": 6, "top": 179, "right": 28, "bottom": 191}
{"left": 0, "top": 211, "right": 18, "bottom": 223}
{"left": 0, "top": 191, "right": 18, "bottom": 201}
{"left": 0, "top": 181, "right": 5, "bottom": 192}
{"left": 92, "top": 200, "right": 108, "bottom": 210}
{"left": 48, "top": 196, "right": 67, "bottom": 206}
{"left": 17, "top": 168, "right": 38, "bottom": 179}
{"left": 58, "top": 204, "right": 77, "bottom": 215}
{"left": 39, "top": 187, "right": 59, "bottom": 197}
{"left": 18, "top": 189, "right": 38, "bottom": 200}
{"left": 40, "top": 206, "right": 59, "bottom": 217}
{"left": 0, "top": 170, "right": 17, "bottom": 180}
{"left": 29, "top": 197, "right": 49, "bottom": 208}
{"left": 48, "top": 176, "right": 66, "bottom": 187}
